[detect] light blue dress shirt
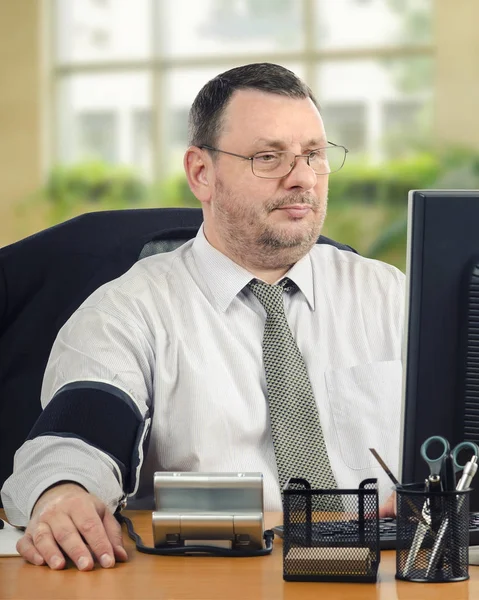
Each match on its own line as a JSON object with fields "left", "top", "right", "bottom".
{"left": 2, "top": 226, "right": 405, "bottom": 525}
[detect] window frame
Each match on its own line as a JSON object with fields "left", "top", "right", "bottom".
{"left": 47, "top": 0, "right": 434, "bottom": 180}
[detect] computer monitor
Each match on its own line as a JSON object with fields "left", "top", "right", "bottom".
{"left": 400, "top": 190, "right": 479, "bottom": 512}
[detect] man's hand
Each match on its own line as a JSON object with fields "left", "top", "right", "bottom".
{"left": 16, "top": 482, "right": 128, "bottom": 570}
{"left": 379, "top": 491, "right": 396, "bottom": 518}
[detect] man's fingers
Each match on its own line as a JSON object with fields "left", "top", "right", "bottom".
{"left": 103, "top": 511, "right": 128, "bottom": 562}
{"left": 16, "top": 532, "right": 46, "bottom": 566}
{"left": 379, "top": 491, "right": 397, "bottom": 518}
{"left": 19, "top": 484, "right": 124, "bottom": 569}
{"left": 71, "top": 510, "right": 115, "bottom": 569}
{"left": 49, "top": 513, "right": 95, "bottom": 570}
{"left": 28, "top": 521, "right": 67, "bottom": 570}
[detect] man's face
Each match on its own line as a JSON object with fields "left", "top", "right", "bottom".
{"left": 202, "top": 89, "right": 330, "bottom": 271}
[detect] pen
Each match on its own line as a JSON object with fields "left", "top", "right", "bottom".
{"left": 428, "top": 474, "right": 443, "bottom": 532}
{"left": 403, "top": 479, "right": 432, "bottom": 576}
{"left": 452, "top": 455, "right": 478, "bottom": 577}
{"left": 369, "top": 448, "right": 431, "bottom": 529}
{"left": 456, "top": 455, "right": 478, "bottom": 493}
{"left": 369, "top": 448, "right": 400, "bottom": 486}
{"left": 425, "top": 455, "right": 478, "bottom": 577}
{"left": 428, "top": 474, "right": 444, "bottom": 571}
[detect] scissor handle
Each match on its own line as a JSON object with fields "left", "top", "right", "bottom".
{"left": 451, "top": 441, "right": 479, "bottom": 469}
{"left": 420, "top": 436, "right": 450, "bottom": 476}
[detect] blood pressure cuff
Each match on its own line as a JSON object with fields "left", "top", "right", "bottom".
{"left": 27, "top": 381, "right": 146, "bottom": 494}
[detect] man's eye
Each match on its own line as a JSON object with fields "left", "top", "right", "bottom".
{"left": 255, "top": 153, "right": 279, "bottom": 162}
{"left": 309, "top": 149, "right": 326, "bottom": 160}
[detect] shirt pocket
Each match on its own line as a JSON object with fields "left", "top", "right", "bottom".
{"left": 325, "top": 360, "right": 402, "bottom": 471}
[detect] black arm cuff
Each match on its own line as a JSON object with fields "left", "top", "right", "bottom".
{"left": 27, "top": 382, "right": 146, "bottom": 494}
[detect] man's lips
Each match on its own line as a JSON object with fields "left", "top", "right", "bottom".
{"left": 275, "top": 204, "right": 313, "bottom": 218}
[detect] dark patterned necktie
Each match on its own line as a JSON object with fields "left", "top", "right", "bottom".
{"left": 249, "top": 278, "right": 338, "bottom": 498}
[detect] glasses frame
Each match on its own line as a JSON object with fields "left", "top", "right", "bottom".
{"left": 199, "top": 141, "right": 348, "bottom": 179}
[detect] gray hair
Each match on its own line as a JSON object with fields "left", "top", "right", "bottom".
{"left": 188, "top": 63, "right": 319, "bottom": 148}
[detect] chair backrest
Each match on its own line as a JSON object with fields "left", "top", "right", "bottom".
{"left": 0, "top": 206, "right": 356, "bottom": 499}
{"left": 0, "top": 208, "right": 203, "bottom": 499}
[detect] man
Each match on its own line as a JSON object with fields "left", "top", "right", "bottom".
{"left": 1, "top": 63, "right": 404, "bottom": 570}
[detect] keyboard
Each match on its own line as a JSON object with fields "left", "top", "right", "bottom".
{"left": 273, "top": 513, "right": 479, "bottom": 550}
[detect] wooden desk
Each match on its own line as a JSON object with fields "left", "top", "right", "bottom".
{"left": 1, "top": 510, "right": 478, "bottom": 600}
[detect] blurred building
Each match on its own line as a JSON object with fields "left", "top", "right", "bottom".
{"left": 0, "top": 0, "right": 478, "bottom": 244}
{"left": 54, "top": 0, "right": 433, "bottom": 178}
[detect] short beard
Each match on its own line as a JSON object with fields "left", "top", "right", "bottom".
{"left": 212, "top": 181, "right": 327, "bottom": 271}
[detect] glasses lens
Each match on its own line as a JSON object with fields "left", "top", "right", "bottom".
{"left": 309, "top": 146, "right": 346, "bottom": 175}
{"left": 252, "top": 147, "right": 346, "bottom": 178}
{"left": 252, "top": 151, "right": 293, "bottom": 178}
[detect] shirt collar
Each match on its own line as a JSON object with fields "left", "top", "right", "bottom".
{"left": 282, "top": 252, "right": 315, "bottom": 310}
{"left": 192, "top": 226, "right": 256, "bottom": 312}
{"left": 192, "top": 225, "right": 316, "bottom": 312}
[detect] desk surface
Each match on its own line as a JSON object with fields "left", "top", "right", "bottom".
{"left": 1, "top": 510, "right": 478, "bottom": 600}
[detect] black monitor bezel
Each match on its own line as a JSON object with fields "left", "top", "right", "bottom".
{"left": 400, "top": 189, "right": 479, "bottom": 512}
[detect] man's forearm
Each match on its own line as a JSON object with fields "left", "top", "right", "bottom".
{"left": 1, "top": 436, "right": 124, "bottom": 526}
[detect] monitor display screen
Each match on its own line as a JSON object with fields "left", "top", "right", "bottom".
{"left": 400, "top": 190, "right": 479, "bottom": 511}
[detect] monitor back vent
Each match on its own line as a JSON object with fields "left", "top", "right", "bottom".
{"left": 464, "top": 264, "right": 479, "bottom": 441}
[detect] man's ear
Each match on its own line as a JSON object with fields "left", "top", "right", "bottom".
{"left": 183, "top": 146, "right": 213, "bottom": 204}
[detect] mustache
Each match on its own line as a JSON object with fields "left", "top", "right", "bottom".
{"left": 266, "top": 194, "right": 320, "bottom": 212}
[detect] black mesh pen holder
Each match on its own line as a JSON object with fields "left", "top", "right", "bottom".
{"left": 282, "top": 478, "right": 380, "bottom": 583}
{"left": 395, "top": 483, "right": 471, "bottom": 583}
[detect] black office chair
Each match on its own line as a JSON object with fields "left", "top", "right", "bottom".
{"left": 0, "top": 207, "right": 356, "bottom": 501}
{"left": 0, "top": 208, "right": 203, "bottom": 501}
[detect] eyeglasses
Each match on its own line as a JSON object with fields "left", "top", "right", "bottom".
{"left": 199, "top": 142, "right": 348, "bottom": 179}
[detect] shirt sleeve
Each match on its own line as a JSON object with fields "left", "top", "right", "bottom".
{"left": 1, "top": 281, "right": 155, "bottom": 526}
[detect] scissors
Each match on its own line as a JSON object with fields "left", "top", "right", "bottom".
{"left": 420, "top": 436, "right": 479, "bottom": 490}
{"left": 404, "top": 436, "right": 479, "bottom": 576}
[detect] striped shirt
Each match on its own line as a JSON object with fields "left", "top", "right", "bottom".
{"left": 2, "top": 226, "right": 405, "bottom": 526}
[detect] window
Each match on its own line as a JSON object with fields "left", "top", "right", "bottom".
{"left": 56, "top": 0, "right": 151, "bottom": 63}
{"left": 77, "top": 111, "right": 117, "bottom": 162}
{"left": 383, "top": 100, "right": 424, "bottom": 132}
{"left": 132, "top": 109, "right": 152, "bottom": 176}
{"left": 161, "top": 0, "right": 303, "bottom": 57}
{"left": 314, "top": 0, "right": 432, "bottom": 49}
{"left": 317, "top": 55, "right": 433, "bottom": 159}
{"left": 52, "top": 0, "right": 434, "bottom": 179}
{"left": 321, "top": 103, "right": 367, "bottom": 153}
{"left": 57, "top": 71, "right": 151, "bottom": 172}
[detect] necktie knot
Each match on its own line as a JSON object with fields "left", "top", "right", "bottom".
{"left": 248, "top": 278, "right": 294, "bottom": 314}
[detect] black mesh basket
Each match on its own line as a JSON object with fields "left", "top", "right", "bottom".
{"left": 282, "top": 478, "right": 380, "bottom": 583}
{"left": 395, "top": 483, "right": 470, "bottom": 583}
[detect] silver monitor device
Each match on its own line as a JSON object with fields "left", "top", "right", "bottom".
{"left": 152, "top": 472, "right": 265, "bottom": 550}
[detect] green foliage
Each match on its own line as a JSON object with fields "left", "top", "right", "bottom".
{"left": 43, "top": 160, "right": 148, "bottom": 221}
{"left": 328, "top": 153, "right": 440, "bottom": 206}
{"left": 22, "top": 147, "right": 479, "bottom": 274}
{"left": 326, "top": 147, "right": 479, "bottom": 272}
{"left": 151, "top": 173, "right": 200, "bottom": 208}
{"left": 434, "top": 147, "right": 479, "bottom": 188}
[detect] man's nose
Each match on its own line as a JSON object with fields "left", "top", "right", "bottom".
{"left": 283, "top": 156, "right": 318, "bottom": 190}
